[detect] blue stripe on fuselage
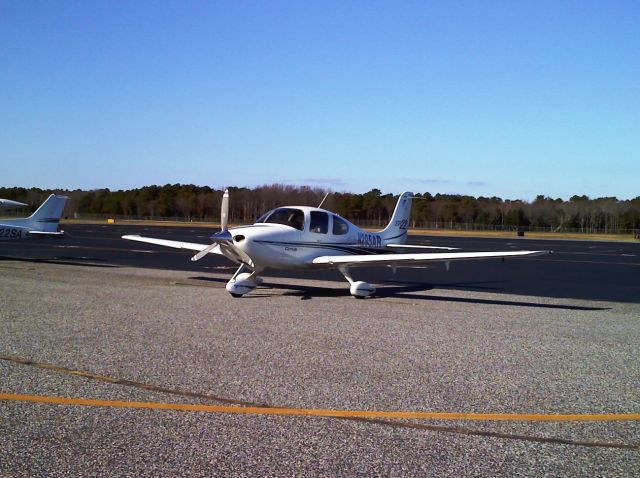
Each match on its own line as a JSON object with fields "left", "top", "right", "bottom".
{"left": 253, "top": 240, "right": 387, "bottom": 256}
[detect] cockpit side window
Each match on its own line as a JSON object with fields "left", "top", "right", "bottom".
{"left": 332, "top": 215, "right": 349, "bottom": 235}
{"left": 309, "top": 211, "right": 329, "bottom": 234}
{"left": 262, "top": 208, "right": 305, "bottom": 230}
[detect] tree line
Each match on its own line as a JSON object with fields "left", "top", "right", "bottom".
{"left": 1, "top": 184, "right": 639, "bottom": 233}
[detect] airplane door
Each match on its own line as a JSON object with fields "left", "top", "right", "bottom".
{"left": 309, "top": 211, "right": 330, "bottom": 242}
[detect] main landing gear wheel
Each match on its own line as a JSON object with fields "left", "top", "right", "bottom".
{"left": 339, "top": 266, "right": 376, "bottom": 298}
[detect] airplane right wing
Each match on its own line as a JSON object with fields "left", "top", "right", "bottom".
{"left": 312, "top": 250, "right": 549, "bottom": 267}
{"left": 122, "top": 235, "right": 223, "bottom": 255}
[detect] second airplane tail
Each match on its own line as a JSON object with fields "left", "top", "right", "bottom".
{"left": 25, "top": 194, "right": 69, "bottom": 232}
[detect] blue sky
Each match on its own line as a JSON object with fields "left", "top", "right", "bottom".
{"left": 1, "top": 1, "right": 639, "bottom": 200}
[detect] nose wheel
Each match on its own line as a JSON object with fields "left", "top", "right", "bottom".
{"left": 226, "top": 264, "right": 263, "bottom": 297}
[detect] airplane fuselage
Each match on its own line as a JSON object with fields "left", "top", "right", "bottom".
{"left": 225, "top": 206, "right": 397, "bottom": 270}
{"left": 0, "top": 226, "right": 28, "bottom": 241}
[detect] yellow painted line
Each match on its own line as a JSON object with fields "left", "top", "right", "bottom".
{"left": 1, "top": 393, "right": 639, "bottom": 422}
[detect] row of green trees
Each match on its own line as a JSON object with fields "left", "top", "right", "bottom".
{"left": 1, "top": 184, "right": 639, "bottom": 233}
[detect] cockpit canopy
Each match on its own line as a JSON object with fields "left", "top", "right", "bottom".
{"left": 255, "top": 208, "right": 350, "bottom": 235}
{"left": 256, "top": 208, "right": 305, "bottom": 230}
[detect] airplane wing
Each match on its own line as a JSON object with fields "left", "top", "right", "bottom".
{"left": 312, "top": 250, "right": 548, "bottom": 267}
{"left": 122, "top": 234, "right": 223, "bottom": 255}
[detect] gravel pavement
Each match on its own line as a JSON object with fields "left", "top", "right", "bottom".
{"left": 0, "top": 261, "right": 638, "bottom": 477}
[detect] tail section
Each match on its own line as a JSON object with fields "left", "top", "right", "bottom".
{"left": 25, "top": 194, "right": 68, "bottom": 232}
{"left": 380, "top": 191, "right": 414, "bottom": 243}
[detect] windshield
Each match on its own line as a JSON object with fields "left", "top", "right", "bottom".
{"left": 258, "top": 208, "right": 305, "bottom": 230}
{"left": 256, "top": 211, "right": 272, "bottom": 223}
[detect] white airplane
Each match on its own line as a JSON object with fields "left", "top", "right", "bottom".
{"left": 123, "top": 190, "right": 547, "bottom": 298}
{"left": 0, "top": 198, "right": 28, "bottom": 210}
{"left": 0, "top": 194, "right": 68, "bottom": 241}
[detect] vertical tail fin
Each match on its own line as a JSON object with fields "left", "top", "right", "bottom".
{"left": 380, "top": 191, "right": 414, "bottom": 243}
{"left": 25, "top": 195, "right": 68, "bottom": 232}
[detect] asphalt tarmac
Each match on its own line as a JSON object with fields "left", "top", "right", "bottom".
{"left": 1, "top": 223, "right": 639, "bottom": 303}
{"left": 1, "top": 261, "right": 639, "bottom": 477}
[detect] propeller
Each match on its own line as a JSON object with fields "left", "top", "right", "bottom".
{"left": 220, "top": 189, "right": 229, "bottom": 232}
{"left": 191, "top": 189, "right": 230, "bottom": 262}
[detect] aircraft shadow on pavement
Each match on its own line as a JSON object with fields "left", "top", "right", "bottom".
{"left": 189, "top": 276, "right": 607, "bottom": 311}
{"left": 0, "top": 256, "right": 118, "bottom": 268}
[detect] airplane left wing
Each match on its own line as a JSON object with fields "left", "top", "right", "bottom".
{"left": 122, "top": 235, "right": 223, "bottom": 254}
{"left": 312, "top": 250, "right": 549, "bottom": 267}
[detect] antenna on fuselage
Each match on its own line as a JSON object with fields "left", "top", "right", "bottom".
{"left": 318, "top": 192, "right": 331, "bottom": 209}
